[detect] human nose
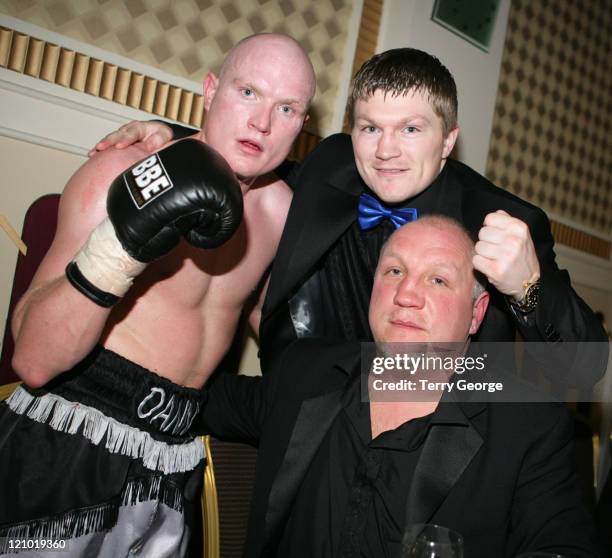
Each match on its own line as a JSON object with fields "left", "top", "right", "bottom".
{"left": 375, "top": 131, "right": 400, "bottom": 160}
{"left": 248, "top": 103, "right": 272, "bottom": 134}
{"left": 393, "top": 277, "right": 425, "bottom": 308}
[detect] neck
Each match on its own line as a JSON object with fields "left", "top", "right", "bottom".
{"left": 238, "top": 175, "right": 257, "bottom": 194}
{"left": 370, "top": 400, "right": 438, "bottom": 439}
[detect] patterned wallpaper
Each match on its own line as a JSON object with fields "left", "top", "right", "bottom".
{"left": 486, "top": 0, "right": 611, "bottom": 236}
{"left": 0, "top": 0, "right": 356, "bottom": 134}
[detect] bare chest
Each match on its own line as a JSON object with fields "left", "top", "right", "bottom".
{"left": 134, "top": 207, "right": 276, "bottom": 306}
{"left": 103, "top": 187, "right": 286, "bottom": 384}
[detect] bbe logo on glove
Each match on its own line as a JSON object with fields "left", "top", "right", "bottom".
{"left": 124, "top": 154, "right": 173, "bottom": 209}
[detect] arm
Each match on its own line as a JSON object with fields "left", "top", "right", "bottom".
{"left": 474, "top": 208, "right": 608, "bottom": 386}
{"left": 509, "top": 405, "right": 599, "bottom": 557}
{"left": 198, "top": 325, "right": 323, "bottom": 447}
{"left": 12, "top": 150, "right": 131, "bottom": 386}
{"left": 199, "top": 339, "right": 297, "bottom": 444}
{"left": 517, "top": 208, "right": 606, "bottom": 341}
{"left": 90, "top": 121, "right": 303, "bottom": 189}
{"left": 90, "top": 121, "right": 197, "bottom": 155}
{"left": 247, "top": 178, "right": 293, "bottom": 339}
{"left": 521, "top": 208, "right": 608, "bottom": 386}
{"left": 200, "top": 373, "right": 269, "bottom": 446}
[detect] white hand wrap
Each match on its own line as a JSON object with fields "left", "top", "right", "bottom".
{"left": 73, "top": 217, "right": 147, "bottom": 298}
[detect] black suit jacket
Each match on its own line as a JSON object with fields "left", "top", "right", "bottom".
{"left": 202, "top": 339, "right": 598, "bottom": 557}
{"left": 259, "top": 133, "right": 607, "bottom": 385}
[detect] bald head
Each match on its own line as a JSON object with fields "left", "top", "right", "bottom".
{"left": 382, "top": 215, "right": 487, "bottom": 299}
{"left": 202, "top": 32, "right": 316, "bottom": 181}
{"left": 220, "top": 33, "right": 316, "bottom": 104}
{"left": 389, "top": 215, "right": 473, "bottom": 249}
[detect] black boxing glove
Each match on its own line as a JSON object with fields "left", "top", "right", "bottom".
{"left": 66, "top": 139, "right": 243, "bottom": 307}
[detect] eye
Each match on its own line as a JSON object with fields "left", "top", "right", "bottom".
{"left": 279, "top": 105, "right": 294, "bottom": 115}
{"left": 385, "top": 267, "right": 402, "bottom": 277}
{"left": 241, "top": 88, "right": 254, "bottom": 97}
{"left": 404, "top": 125, "right": 419, "bottom": 133}
{"left": 362, "top": 125, "right": 378, "bottom": 133}
{"left": 431, "top": 277, "right": 446, "bottom": 286}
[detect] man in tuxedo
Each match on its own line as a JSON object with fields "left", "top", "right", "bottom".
{"left": 258, "top": 48, "right": 606, "bottom": 383}
{"left": 199, "top": 216, "right": 598, "bottom": 557}
{"left": 92, "top": 47, "right": 607, "bottom": 384}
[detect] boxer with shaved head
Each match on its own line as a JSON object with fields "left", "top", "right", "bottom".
{"left": 0, "top": 33, "right": 315, "bottom": 556}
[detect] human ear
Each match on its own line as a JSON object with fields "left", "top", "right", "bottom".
{"left": 469, "top": 290, "right": 490, "bottom": 335}
{"left": 203, "top": 73, "right": 219, "bottom": 111}
{"left": 442, "top": 127, "right": 459, "bottom": 159}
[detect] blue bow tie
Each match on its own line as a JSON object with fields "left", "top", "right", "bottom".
{"left": 357, "top": 193, "right": 418, "bottom": 230}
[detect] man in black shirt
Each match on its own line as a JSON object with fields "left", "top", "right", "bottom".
{"left": 200, "top": 216, "right": 598, "bottom": 558}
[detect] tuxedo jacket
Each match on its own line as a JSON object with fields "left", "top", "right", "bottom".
{"left": 202, "top": 339, "right": 598, "bottom": 558}
{"left": 259, "top": 133, "right": 607, "bottom": 384}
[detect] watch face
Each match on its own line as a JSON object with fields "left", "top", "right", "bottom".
{"left": 522, "top": 283, "right": 540, "bottom": 312}
{"left": 511, "top": 281, "right": 540, "bottom": 313}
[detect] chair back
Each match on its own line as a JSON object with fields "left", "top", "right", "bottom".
{"left": 0, "top": 194, "right": 60, "bottom": 384}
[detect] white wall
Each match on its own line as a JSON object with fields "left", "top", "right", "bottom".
{"left": 377, "top": 0, "right": 511, "bottom": 174}
{"left": 556, "top": 246, "right": 612, "bottom": 321}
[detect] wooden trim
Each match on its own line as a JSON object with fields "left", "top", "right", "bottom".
{"left": 0, "top": 26, "right": 205, "bottom": 128}
{"left": 550, "top": 220, "right": 611, "bottom": 259}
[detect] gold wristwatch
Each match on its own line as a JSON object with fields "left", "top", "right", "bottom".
{"left": 509, "top": 278, "right": 541, "bottom": 313}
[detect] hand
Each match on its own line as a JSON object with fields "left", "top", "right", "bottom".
{"left": 88, "top": 121, "right": 173, "bottom": 156}
{"left": 473, "top": 210, "right": 540, "bottom": 300}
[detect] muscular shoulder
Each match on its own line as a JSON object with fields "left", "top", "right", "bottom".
{"left": 246, "top": 173, "right": 293, "bottom": 234}
{"left": 63, "top": 145, "right": 151, "bottom": 214}
{"left": 31, "top": 145, "right": 152, "bottom": 285}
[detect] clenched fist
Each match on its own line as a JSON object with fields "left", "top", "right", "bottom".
{"left": 473, "top": 210, "right": 540, "bottom": 300}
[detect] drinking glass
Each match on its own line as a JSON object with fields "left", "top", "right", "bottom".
{"left": 402, "top": 523, "right": 463, "bottom": 557}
